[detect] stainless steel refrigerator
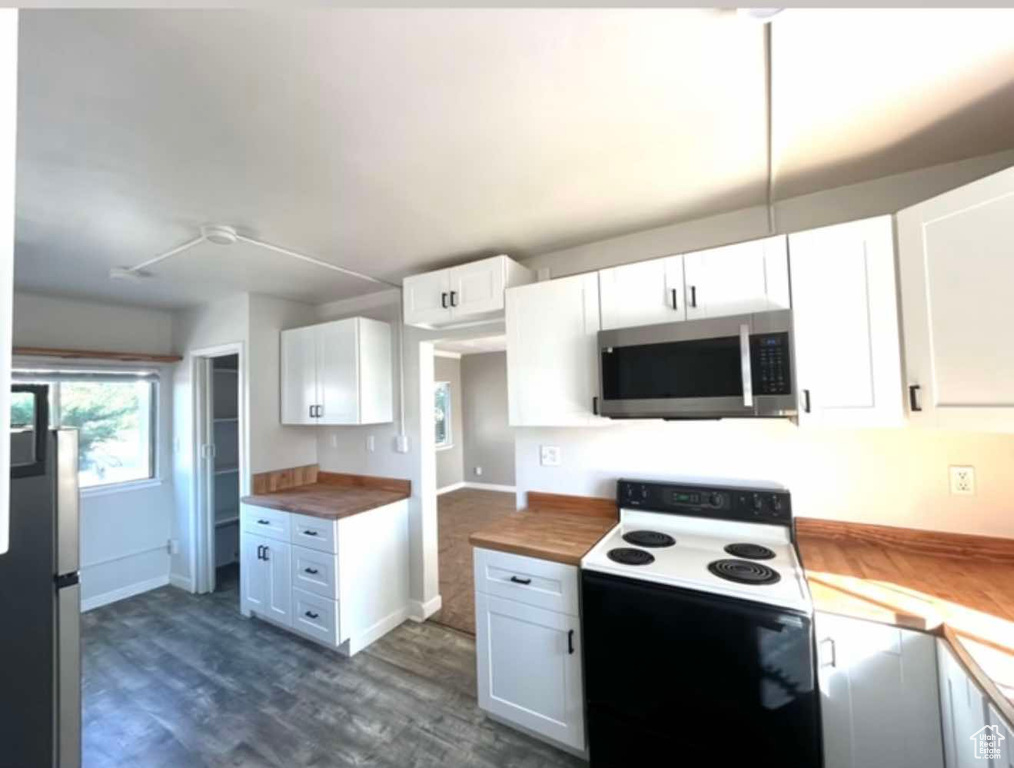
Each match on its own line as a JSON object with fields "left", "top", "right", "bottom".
{"left": 1, "top": 384, "right": 81, "bottom": 768}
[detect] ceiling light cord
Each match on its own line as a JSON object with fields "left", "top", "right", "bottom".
{"left": 127, "top": 234, "right": 208, "bottom": 274}
{"left": 764, "top": 21, "right": 776, "bottom": 235}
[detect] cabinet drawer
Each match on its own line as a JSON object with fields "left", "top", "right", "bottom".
{"left": 240, "top": 504, "right": 290, "bottom": 543}
{"left": 290, "top": 513, "right": 338, "bottom": 553}
{"left": 291, "top": 546, "right": 339, "bottom": 600}
{"left": 291, "top": 588, "right": 339, "bottom": 647}
{"left": 473, "top": 548, "right": 579, "bottom": 617}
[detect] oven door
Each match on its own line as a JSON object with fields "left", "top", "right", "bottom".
{"left": 597, "top": 310, "right": 796, "bottom": 419}
{"left": 581, "top": 570, "right": 822, "bottom": 767}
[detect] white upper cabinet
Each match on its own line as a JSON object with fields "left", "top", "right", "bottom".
{"left": 507, "top": 273, "right": 608, "bottom": 427}
{"left": 790, "top": 216, "right": 905, "bottom": 427}
{"left": 683, "top": 235, "right": 790, "bottom": 320}
{"left": 598, "top": 255, "right": 685, "bottom": 330}
{"left": 896, "top": 165, "right": 1014, "bottom": 431}
{"left": 403, "top": 254, "right": 534, "bottom": 329}
{"left": 281, "top": 317, "right": 392, "bottom": 426}
{"left": 280, "top": 325, "right": 319, "bottom": 426}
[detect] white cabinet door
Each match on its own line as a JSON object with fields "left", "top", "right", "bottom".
{"left": 280, "top": 325, "right": 319, "bottom": 425}
{"left": 598, "top": 255, "right": 685, "bottom": 330}
{"left": 938, "top": 640, "right": 992, "bottom": 768}
{"left": 242, "top": 532, "right": 292, "bottom": 627}
{"left": 896, "top": 165, "right": 1014, "bottom": 431}
{"left": 816, "top": 612, "right": 943, "bottom": 768}
{"left": 987, "top": 705, "right": 1014, "bottom": 768}
{"left": 475, "top": 592, "right": 585, "bottom": 752}
{"left": 790, "top": 216, "right": 905, "bottom": 427}
{"left": 449, "top": 256, "right": 505, "bottom": 319}
{"left": 402, "top": 269, "right": 451, "bottom": 327}
{"left": 317, "top": 319, "right": 358, "bottom": 425}
{"left": 683, "top": 235, "right": 790, "bottom": 320}
{"left": 506, "top": 273, "right": 607, "bottom": 427}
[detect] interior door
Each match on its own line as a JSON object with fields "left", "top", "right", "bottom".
{"left": 790, "top": 216, "right": 904, "bottom": 427}
{"left": 449, "top": 257, "right": 504, "bottom": 318}
{"left": 598, "top": 255, "right": 684, "bottom": 330}
{"left": 403, "top": 269, "right": 451, "bottom": 326}
{"left": 896, "top": 164, "right": 1014, "bottom": 431}
{"left": 281, "top": 325, "right": 318, "bottom": 425}
{"left": 317, "top": 319, "right": 358, "bottom": 424}
{"left": 475, "top": 592, "right": 585, "bottom": 752}
{"left": 506, "top": 273, "right": 608, "bottom": 427}
{"left": 684, "top": 235, "right": 789, "bottom": 320}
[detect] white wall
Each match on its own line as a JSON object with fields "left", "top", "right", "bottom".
{"left": 516, "top": 423, "right": 1014, "bottom": 538}
{"left": 0, "top": 9, "right": 17, "bottom": 556}
{"left": 247, "top": 293, "right": 317, "bottom": 473}
{"left": 170, "top": 293, "right": 249, "bottom": 591}
{"left": 461, "top": 351, "right": 514, "bottom": 487}
{"left": 11, "top": 291, "right": 177, "bottom": 607}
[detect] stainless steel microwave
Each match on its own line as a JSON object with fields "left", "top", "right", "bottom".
{"left": 596, "top": 310, "right": 797, "bottom": 420}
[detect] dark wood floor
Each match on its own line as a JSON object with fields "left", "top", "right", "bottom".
{"left": 81, "top": 566, "right": 583, "bottom": 768}
{"left": 431, "top": 489, "right": 517, "bottom": 635}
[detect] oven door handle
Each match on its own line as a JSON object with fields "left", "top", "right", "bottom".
{"left": 739, "top": 323, "right": 753, "bottom": 408}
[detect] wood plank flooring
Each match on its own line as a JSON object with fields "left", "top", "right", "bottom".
{"left": 81, "top": 566, "right": 583, "bottom": 768}
{"left": 430, "top": 488, "right": 518, "bottom": 636}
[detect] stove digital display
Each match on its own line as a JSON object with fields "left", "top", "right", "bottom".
{"left": 672, "top": 492, "right": 700, "bottom": 504}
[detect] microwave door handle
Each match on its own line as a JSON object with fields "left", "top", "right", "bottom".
{"left": 740, "top": 323, "right": 754, "bottom": 408}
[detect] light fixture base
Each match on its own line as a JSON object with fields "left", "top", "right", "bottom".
{"left": 201, "top": 225, "right": 238, "bottom": 246}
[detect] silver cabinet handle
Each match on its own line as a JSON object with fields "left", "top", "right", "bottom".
{"left": 739, "top": 323, "right": 753, "bottom": 408}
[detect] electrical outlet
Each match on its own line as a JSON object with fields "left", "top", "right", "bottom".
{"left": 540, "top": 445, "right": 561, "bottom": 467}
{"left": 949, "top": 465, "right": 975, "bottom": 495}
{"left": 167, "top": 539, "right": 179, "bottom": 556}
{"left": 330, "top": 433, "right": 338, "bottom": 449}
{"left": 366, "top": 435, "right": 375, "bottom": 453}
{"left": 474, "top": 466, "right": 483, "bottom": 477}
{"left": 395, "top": 434, "right": 410, "bottom": 453}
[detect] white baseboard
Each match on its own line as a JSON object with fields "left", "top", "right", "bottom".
{"left": 436, "top": 481, "right": 466, "bottom": 496}
{"left": 348, "top": 606, "right": 411, "bottom": 655}
{"left": 407, "top": 594, "right": 443, "bottom": 622}
{"left": 169, "top": 573, "right": 194, "bottom": 593}
{"left": 463, "top": 482, "right": 516, "bottom": 494}
{"left": 81, "top": 574, "right": 170, "bottom": 612}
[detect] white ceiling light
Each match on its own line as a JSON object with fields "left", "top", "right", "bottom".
{"left": 738, "top": 8, "right": 784, "bottom": 23}
{"left": 201, "top": 224, "right": 238, "bottom": 246}
{"left": 108, "top": 225, "right": 399, "bottom": 288}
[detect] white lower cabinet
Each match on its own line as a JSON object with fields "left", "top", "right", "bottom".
{"left": 240, "top": 500, "right": 409, "bottom": 656}
{"left": 473, "top": 548, "right": 585, "bottom": 755}
{"left": 816, "top": 612, "right": 943, "bottom": 768}
{"left": 937, "top": 639, "right": 1014, "bottom": 768}
{"left": 241, "top": 532, "right": 292, "bottom": 627}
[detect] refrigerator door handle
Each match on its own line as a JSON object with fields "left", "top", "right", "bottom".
{"left": 57, "top": 580, "right": 82, "bottom": 768}
{"left": 55, "top": 430, "right": 80, "bottom": 577}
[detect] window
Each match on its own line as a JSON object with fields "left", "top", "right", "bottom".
{"left": 14, "top": 370, "right": 158, "bottom": 490}
{"left": 434, "top": 381, "right": 452, "bottom": 449}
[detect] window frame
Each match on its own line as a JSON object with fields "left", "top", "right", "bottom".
{"left": 434, "top": 380, "right": 453, "bottom": 451}
{"left": 12, "top": 365, "right": 162, "bottom": 495}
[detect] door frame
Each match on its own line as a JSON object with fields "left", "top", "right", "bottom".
{"left": 190, "top": 342, "right": 247, "bottom": 596}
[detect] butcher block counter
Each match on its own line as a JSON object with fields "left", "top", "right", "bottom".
{"left": 796, "top": 518, "right": 1014, "bottom": 723}
{"left": 468, "top": 491, "right": 617, "bottom": 566}
{"left": 242, "top": 466, "right": 410, "bottom": 520}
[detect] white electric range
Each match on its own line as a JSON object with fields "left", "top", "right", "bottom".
{"left": 580, "top": 479, "right": 821, "bottom": 767}
{"left": 581, "top": 482, "right": 812, "bottom": 614}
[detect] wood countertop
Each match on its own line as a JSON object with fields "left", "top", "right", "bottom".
{"left": 242, "top": 469, "right": 410, "bottom": 521}
{"left": 796, "top": 518, "right": 1014, "bottom": 723}
{"left": 468, "top": 491, "right": 617, "bottom": 566}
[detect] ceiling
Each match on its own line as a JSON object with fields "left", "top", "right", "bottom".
{"left": 13, "top": 9, "right": 1014, "bottom": 309}
{"left": 435, "top": 336, "right": 507, "bottom": 356}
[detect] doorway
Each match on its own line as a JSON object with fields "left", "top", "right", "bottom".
{"left": 428, "top": 336, "right": 517, "bottom": 635}
{"left": 192, "top": 344, "right": 246, "bottom": 596}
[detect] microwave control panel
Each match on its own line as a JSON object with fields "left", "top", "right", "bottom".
{"left": 751, "top": 333, "right": 792, "bottom": 396}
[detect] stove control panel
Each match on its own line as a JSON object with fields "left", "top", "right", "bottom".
{"left": 618, "top": 479, "right": 792, "bottom": 527}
